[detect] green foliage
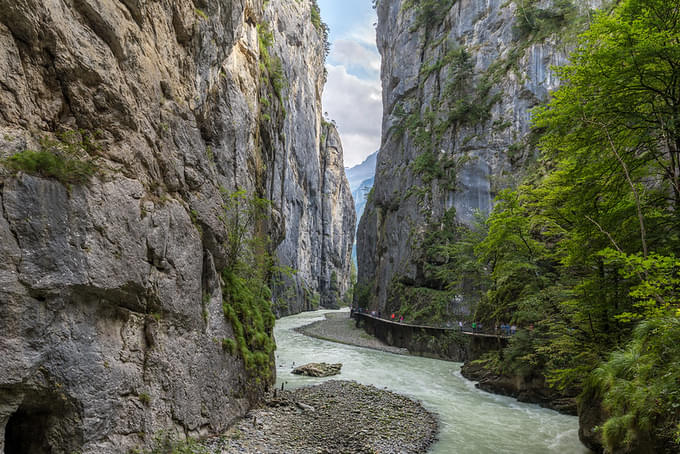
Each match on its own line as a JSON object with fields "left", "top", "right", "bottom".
{"left": 513, "top": 0, "right": 577, "bottom": 41}
{"left": 268, "top": 57, "right": 286, "bottom": 102}
{"left": 342, "top": 261, "right": 358, "bottom": 306}
{"left": 421, "top": 46, "right": 470, "bottom": 80}
{"left": 586, "top": 317, "right": 680, "bottom": 452}
{"left": 220, "top": 188, "right": 270, "bottom": 271}
{"left": 194, "top": 8, "right": 208, "bottom": 21}
{"left": 257, "top": 23, "right": 287, "bottom": 116}
{"left": 303, "top": 286, "right": 321, "bottom": 310}
{"left": 3, "top": 130, "right": 99, "bottom": 185}
{"left": 413, "top": 330, "right": 468, "bottom": 356}
{"left": 310, "top": 0, "right": 330, "bottom": 57}
{"left": 390, "top": 210, "right": 488, "bottom": 325}
{"left": 138, "top": 393, "right": 151, "bottom": 406}
{"left": 600, "top": 250, "right": 680, "bottom": 322}
{"left": 533, "top": 0, "right": 680, "bottom": 230}
{"left": 270, "top": 264, "right": 299, "bottom": 312}
{"left": 403, "top": 0, "right": 457, "bottom": 30}
{"left": 221, "top": 338, "right": 236, "bottom": 354}
{"left": 391, "top": 282, "right": 455, "bottom": 325}
{"left": 450, "top": 2, "right": 680, "bottom": 445}
{"left": 329, "top": 270, "right": 340, "bottom": 304}
{"left": 220, "top": 189, "right": 276, "bottom": 384}
{"left": 354, "top": 280, "right": 374, "bottom": 308}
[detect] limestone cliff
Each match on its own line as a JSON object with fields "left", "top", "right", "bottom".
{"left": 319, "top": 122, "right": 355, "bottom": 308}
{"left": 0, "top": 0, "right": 353, "bottom": 452}
{"left": 357, "top": 0, "right": 601, "bottom": 315}
{"left": 273, "top": 119, "right": 355, "bottom": 314}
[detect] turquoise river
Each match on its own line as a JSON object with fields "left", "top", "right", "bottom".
{"left": 275, "top": 309, "right": 590, "bottom": 454}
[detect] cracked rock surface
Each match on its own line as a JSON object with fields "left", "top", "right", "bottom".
{"left": 0, "top": 0, "right": 353, "bottom": 452}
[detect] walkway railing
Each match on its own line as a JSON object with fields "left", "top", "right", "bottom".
{"left": 353, "top": 311, "right": 513, "bottom": 339}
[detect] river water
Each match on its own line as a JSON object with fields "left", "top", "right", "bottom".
{"left": 275, "top": 309, "right": 590, "bottom": 454}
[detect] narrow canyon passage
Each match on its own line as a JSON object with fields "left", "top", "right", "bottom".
{"left": 275, "top": 310, "right": 589, "bottom": 454}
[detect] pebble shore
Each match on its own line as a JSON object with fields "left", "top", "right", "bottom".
{"left": 205, "top": 380, "right": 438, "bottom": 454}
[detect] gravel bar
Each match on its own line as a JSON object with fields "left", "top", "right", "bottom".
{"left": 205, "top": 380, "right": 438, "bottom": 453}
{"left": 295, "top": 312, "right": 409, "bottom": 355}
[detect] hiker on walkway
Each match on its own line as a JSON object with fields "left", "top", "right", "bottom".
{"left": 458, "top": 321, "right": 463, "bottom": 331}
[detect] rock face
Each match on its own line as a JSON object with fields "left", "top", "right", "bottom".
{"left": 356, "top": 0, "right": 601, "bottom": 315}
{"left": 461, "top": 361, "right": 577, "bottom": 415}
{"left": 274, "top": 120, "right": 355, "bottom": 314}
{"left": 0, "top": 0, "right": 353, "bottom": 452}
{"left": 318, "top": 123, "right": 355, "bottom": 308}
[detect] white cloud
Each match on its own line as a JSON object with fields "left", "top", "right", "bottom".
{"left": 323, "top": 64, "right": 382, "bottom": 167}
{"left": 349, "top": 16, "right": 379, "bottom": 47}
{"left": 331, "top": 40, "right": 381, "bottom": 75}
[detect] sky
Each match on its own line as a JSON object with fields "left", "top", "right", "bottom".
{"left": 317, "top": 0, "right": 382, "bottom": 168}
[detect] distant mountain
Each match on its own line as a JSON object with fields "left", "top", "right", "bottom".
{"left": 352, "top": 176, "right": 374, "bottom": 226}
{"left": 346, "top": 151, "right": 377, "bottom": 194}
{"left": 350, "top": 176, "right": 374, "bottom": 262}
{"left": 346, "top": 152, "right": 378, "bottom": 262}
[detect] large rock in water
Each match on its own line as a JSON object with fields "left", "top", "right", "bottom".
{"left": 292, "top": 363, "right": 343, "bottom": 377}
{"left": 0, "top": 0, "right": 353, "bottom": 452}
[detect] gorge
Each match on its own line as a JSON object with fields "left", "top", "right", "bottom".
{"left": 357, "top": 0, "right": 680, "bottom": 452}
{"left": 1, "top": 0, "right": 680, "bottom": 453}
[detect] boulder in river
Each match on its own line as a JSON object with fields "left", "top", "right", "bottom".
{"left": 292, "top": 362, "right": 342, "bottom": 377}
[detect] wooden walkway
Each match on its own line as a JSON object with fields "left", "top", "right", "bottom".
{"left": 354, "top": 312, "right": 512, "bottom": 339}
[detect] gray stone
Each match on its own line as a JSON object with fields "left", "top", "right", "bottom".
{"left": 292, "top": 362, "right": 343, "bottom": 378}
{"left": 357, "top": 0, "right": 602, "bottom": 314}
{"left": 0, "top": 0, "right": 353, "bottom": 452}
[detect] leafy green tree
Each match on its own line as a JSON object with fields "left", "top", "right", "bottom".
{"left": 534, "top": 0, "right": 680, "bottom": 256}
{"left": 471, "top": 0, "right": 680, "bottom": 421}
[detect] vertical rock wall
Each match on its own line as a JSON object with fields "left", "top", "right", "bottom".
{"left": 319, "top": 122, "right": 355, "bottom": 308}
{"left": 268, "top": 13, "right": 356, "bottom": 314}
{"left": 357, "top": 0, "right": 601, "bottom": 314}
{"left": 0, "top": 0, "right": 353, "bottom": 452}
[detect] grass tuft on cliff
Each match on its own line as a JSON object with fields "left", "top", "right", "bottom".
{"left": 3, "top": 130, "right": 99, "bottom": 185}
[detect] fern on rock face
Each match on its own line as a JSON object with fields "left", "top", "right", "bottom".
{"left": 586, "top": 317, "right": 680, "bottom": 452}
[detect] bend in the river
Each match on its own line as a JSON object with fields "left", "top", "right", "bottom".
{"left": 276, "top": 309, "right": 590, "bottom": 454}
